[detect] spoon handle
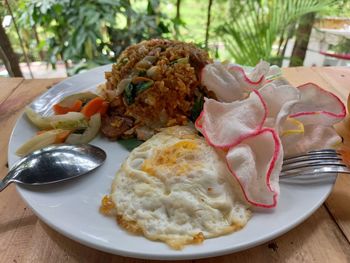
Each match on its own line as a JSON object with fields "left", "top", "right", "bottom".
{"left": 0, "top": 173, "right": 13, "bottom": 191}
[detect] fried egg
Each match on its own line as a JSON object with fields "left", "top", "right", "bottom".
{"left": 101, "top": 126, "right": 251, "bottom": 250}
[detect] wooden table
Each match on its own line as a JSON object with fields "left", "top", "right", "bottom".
{"left": 1, "top": 67, "right": 350, "bottom": 262}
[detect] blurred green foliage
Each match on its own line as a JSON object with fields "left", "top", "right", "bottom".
{"left": 107, "top": 0, "right": 172, "bottom": 60}
{"left": 8, "top": 0, "right": 175, "bottom": 74}
{"left": 216, "top": 0, "right": 334, "bottom": 66}
{"left": 1, "top": 0, "right": 348, "bottom": 74}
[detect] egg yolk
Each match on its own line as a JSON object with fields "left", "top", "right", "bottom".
{"left": 100, "top": 195, "right": 116, "bottom": 215}
{"left": 141, "top": 141, "right": 198, "bottom": 176}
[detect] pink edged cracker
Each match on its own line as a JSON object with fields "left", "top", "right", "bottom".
{"left": 195, "top": 90, "right": 267, "bottom": 149}
{"left": 201, "top": 62, "right": 245, "bottom": 102}
{"left": 228, "top": 60, "right": 270, "bottom": 87}
{"left": 289, "top": 82, "right": 346, "bottom": 126}
{"left": 226, "top": 128, "right": 283, "bottom": 208}
{"left": 201, "top": 61, "right": 270, "bottom": 102}
{"left": 259, "top": 81, "right": 300, "bottom": 133}
{"left": 281, "top": 124, "right": 342, "bottom": 157}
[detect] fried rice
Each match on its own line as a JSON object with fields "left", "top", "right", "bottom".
{"left": 99, "top": 39, "right": 213, "bottom": 140}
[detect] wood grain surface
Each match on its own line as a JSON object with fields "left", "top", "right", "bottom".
{"left": 0, "top": 67, "right": 350, "bottom": 263}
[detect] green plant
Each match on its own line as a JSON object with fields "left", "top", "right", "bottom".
{"left": 18, "top": 0, "right": 129, "bottom": 73}
{"left": 330, "top": 38, "right": 350, "bottom": 54}
{"left": 15, "top": 0, "right": 175, "bottom": 75}
{"left": 107, "top": 0, "right": 172, "bottom": 58}
{"left": 216, "top": 0, "right": 333, "bottom": 66}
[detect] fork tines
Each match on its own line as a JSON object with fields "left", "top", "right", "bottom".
{"left": 281, "top": 149, "right": 350, "bottom": 179}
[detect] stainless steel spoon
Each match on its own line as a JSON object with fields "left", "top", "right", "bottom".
{"left": 1, "top": 144, "right": 106, "bottom": 191}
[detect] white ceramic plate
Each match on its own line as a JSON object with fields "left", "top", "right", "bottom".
{"left": 8, "top": 65, "right": 335, "bottom": 260}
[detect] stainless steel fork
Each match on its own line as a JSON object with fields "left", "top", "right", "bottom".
{"left": 280, "top": 149, "right": 350, "bottom": 181}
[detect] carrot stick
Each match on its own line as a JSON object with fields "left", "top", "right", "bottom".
{"left": 54, "top": 130, "right": 71, "bottom": 143}
{"left": 98, "top": 101, "right": 109, "bottom": 116}
{"left": 53, "top": 100, "right": 83, "bottom": 115}
{"left": 36, "top": 130, "right": 50, "bottom": 135}
{"left": 81, "top": 97, "right": 105, "bottom": 118}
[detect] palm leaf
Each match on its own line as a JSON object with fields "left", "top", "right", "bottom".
{"left": 217, "top": 0, "right": 333, "bottom": 66}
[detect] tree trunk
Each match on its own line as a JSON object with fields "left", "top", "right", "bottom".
{"left": 60, "top": 51, "right": 69, "bottom": 76}
{"left": 204, "top": 0, "right": 213, "bottom": 49}
{"left": 4, "top": 0, "right": 33, "bottom": 78}
{"left": 174, "top": 0, "right": 181, "bottom": 39}
{"left": 126, "top": 0, "right": 131, "bottom": 28}
{"left": 176, "top": 0, "right": 181, "bottom": 21}
{"left": 23, "top": 30, "right": 31, "bottom": 57}
{"left": 0, "top": 22, "right": 23, "bottom": 77}
{"left": 33, "top": 24, "right": 45, "bottom": 61}
{"left": 290, "top": 13, "right": 315, "bottom": 67}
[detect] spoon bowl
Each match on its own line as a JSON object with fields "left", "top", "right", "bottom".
{"left": 2, "top": 144, "right": 106, "bottom": 191}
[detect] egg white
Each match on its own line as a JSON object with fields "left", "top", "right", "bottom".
{"left": 107, "top": 126, "right": 251, "bottom": 249}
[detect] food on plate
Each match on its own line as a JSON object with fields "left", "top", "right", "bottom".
{"left": 347, "top": 92, "right": 350, "bottom": 127}
{"left": 289, "top": 83, "right": 346, "bottom": 126}
{"left": 201, "top": 61, "right": 270, "bottom": 102}
{"left": 195, "top": 94, "right": 283, "bottom": 208}
{"left": 258, "top": 81, "right": 300, "bottom": 132}
{"left": 281, "top": 83, "right": 345, "bottom": 157}
{"left": 19, "top": 47, "right": 347, "bottom": 210}
{"left": 53, "top": 92, "right": 98, "bottom": 114}
{"left": 197, "top": 62, "right": 346, "bottom": 206}
{"left": 100, "top": 126, "right": 251, "bottom": 249}
{"left": 226, "top": 128, "right": 282, "bottom": 208}
{"left": 65, "top": 113, "right": 101, "bottom": 144}
{"left": 281, "top": 124, "right": 342, "bottom": 157}
{"left": 99, "top": 39, "right": 212, "bottom": 140}
{"left": 16, "top": 92, "right": 107, "bottom": 156}
{"left": 195, "top": 90, "right": 267, "bottom": 148}
{"left": 16, "top": 129, "right": 70, "bottom": 157}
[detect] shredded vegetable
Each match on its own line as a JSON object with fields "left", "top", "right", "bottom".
{"left": 16, "top": 129, "right": 71, "bottom": 157}
{"left": 18, "top": 94, "right": 108, "bottom": 156}
{"left": 50, "top": 112, "right": 88, "bottom": 130}
{"left": 25, "top": 107, "right": 53, "bottom": 130}
{"left": 81, "top": 97, "right": 106, "bottom": 118}
{"left": 65, "top": 113, "right": 101, "bottom": 144}
{"left": 57, "top": 92, "right": 97, "bottom": 107}
{"left": 53, "top": 100, "right": 83, "bottom": 114}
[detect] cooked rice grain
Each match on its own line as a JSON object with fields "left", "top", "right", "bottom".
{"left": 101, "top": 39, "right": 212, "bottom": 140}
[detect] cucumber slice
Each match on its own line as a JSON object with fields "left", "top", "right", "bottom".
{"left": 16, "top": 129, "right": 67, "bottom": 157}
{"left": 65, "top": 113, "right": 101, "bottom": 144}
